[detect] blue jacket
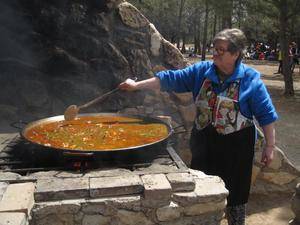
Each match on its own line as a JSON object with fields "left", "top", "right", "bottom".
{"left": 155, "top": 61, "right": 278, "bottom": 127}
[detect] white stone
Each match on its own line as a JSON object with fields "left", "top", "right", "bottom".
{"left": 141, "top": 174, "right": 172, "bottom": 200}
{"left": 166, "top": 173, "right": 195, "bottom": 192}
{"left": 0, "top": 172, "right": 22, "bottom": 181}
{"left": 188, "top": 169, "right": 207, "bottom": 179}
{"left": 83, "top": 168, "right": 133, "bottom": 178}
{"left": 172, "top": 177, "right": 228, "bottom": 206}
{"left": 0, "top": 212, "right": 27, "bottom": 225}
{"left": 90, "top": 175, "right": 143, "bottom": 198}
{"left": 35, "top": 178, "right": 89, "bottom": 201}
{"left": 0, "top": 183, "right": 35, "bottom": 215}
{"left": 150, "top": 31, "right": 162, "bottom": 56}
{"left": 141, "top": 174, "right": 172, "bottom": 208}
{"left": 149, "top": 23, "right": 162, "bottom": 57}
{"left": 156, "top": 202, "right": 182, "bottom": 221}
{"left": 32, "top": 199, "right": 82, "bottom": 220}
{"left": 183, "top": 200, "right": 226, "bottom": 216}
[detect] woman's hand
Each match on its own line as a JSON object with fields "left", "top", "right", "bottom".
{"left": 261, "top": 145, "right": 274, "bottom": 167}
{"left": 261, "top": 122, "right": 276, "bottom": 167}
{"left": 118, "top": 78, "right": 138, "bottom": 91}
{"left": 118, "top": 77, "right": 161, "bottom": 91}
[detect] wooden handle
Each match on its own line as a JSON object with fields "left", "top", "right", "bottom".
{"left": 79, "top": 87, "right": 119, "bottom": 109}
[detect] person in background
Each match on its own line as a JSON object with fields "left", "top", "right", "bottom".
{"left": 119, "top": 28, "right": 278, "bottom": 225}
{"left": 291, "top": 42, "right": 299, "bottom": 73}
{"left": 275, "top": 47, "right": 282, "bottom": 74}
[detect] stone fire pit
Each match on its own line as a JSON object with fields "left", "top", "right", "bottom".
{"left": 0, "top": 134, "right": 228, "bottom": 225}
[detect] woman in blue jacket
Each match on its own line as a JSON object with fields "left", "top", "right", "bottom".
{"left": 119, "top": 28, "right": 278, "bottom": 225}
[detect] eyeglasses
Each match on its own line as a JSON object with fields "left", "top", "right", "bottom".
{"left": 212, "top": 47, "right": 229, "bottom": 55}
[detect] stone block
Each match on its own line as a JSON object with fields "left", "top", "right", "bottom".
{"left": 159, "top": 211, "right": 224, "bottom": 225}
{"left": 172, "top": 177, "right": 228, "bottom": 206}
{"left": 0, "top": 212, "right": 27, "bottom": 225}
{"left": 0, "top": 183, "right": 35, "bottom": 215}
{"left": 35, "top": 178, "right": 89, "bottom": 202}
{"left": 116, "top": 209, "right": 154, "bottom": 225}
{"left": 156, "top": 202, "right": 182, "bottom": 222}
{"left": 0, "top": 172, "right": 21, "bottom": 182}
{"left": 90, "top": 175, "right": 143, "bottom": 198}
{"left": 183, "top": 200, "right": 226, "bottom": 216}
{"left": 32, "top": 199, "right": 82, "bottom": 220}
{"left": 166, "top": 172, "right": 195, "bottom": 192}
{"left": 141, "top": 174, "right": 172, "bottom": 207}
{"left": 189, "top": 169, "right": 207, "bottom": 179}
{"left": 83, "top": 168, "right": 133, "bottom": 178}
{"left": 141, "top": 174, "right": 172, "bottom": 199}
{"left": 82, "top": 200, "right": 116, "bottom": 216}
{"left": 99, "top": 196, "right": 141, "bottom": 211}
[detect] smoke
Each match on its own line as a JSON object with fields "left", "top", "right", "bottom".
{"left": 0, "top": 0, "right": 36, "bottom": 66}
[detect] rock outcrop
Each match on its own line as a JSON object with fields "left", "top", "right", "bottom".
{"left": 0, "top": 0, "right": 187, "bottom": 132}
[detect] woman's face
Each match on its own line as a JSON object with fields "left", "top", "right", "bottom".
{"left": 213, "top": 40, "right": 239, "bottom": 69}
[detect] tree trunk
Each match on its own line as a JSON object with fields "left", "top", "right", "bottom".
{"left": 221, "top": 0, "right": 233, "bottom": 29}
{"left": 176, "top": 0, "right": 185, "bottom": 49}
{"left": 181, "top": 34, "right": 186, "bottom": 53}
{"left": 201, "top": 0, "right": 209, "bottom": 61}
{"left": 279, "top": 0, "right": 294, "bottom": 96}
{"left": 212, "top": 11, "right": 217, "bottom": 38}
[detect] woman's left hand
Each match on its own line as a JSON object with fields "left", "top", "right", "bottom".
{"left": 261, "top": 145, "right": 275, "bottom": 167}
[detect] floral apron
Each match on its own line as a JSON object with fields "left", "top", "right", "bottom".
{"left": 191, "top": 78, "right": 256, "bottom": 206}
{"left": 194, "top": 78, "right": 253, "bottom": 134}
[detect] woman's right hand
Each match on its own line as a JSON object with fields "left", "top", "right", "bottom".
{"left": 118, "top": 78, "right": 138, "bottom": 91}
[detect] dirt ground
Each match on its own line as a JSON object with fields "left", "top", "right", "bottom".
{"left": 220, "top": 193, "right": 295, "bottom": 225}
{"left": 186, "top": 57, "right": 300, "bottom": 225}
{"left": 248, "top": 62, "right": 300, "bottom": 171}
{"left": 241, "top": 61, "right": 299, "bottom": 225}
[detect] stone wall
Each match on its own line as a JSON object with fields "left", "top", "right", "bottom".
{"left": 0, "top": 170, "right": 228, "bottom": 225}
{"left": 0, "top": 0, "right": 187, "bottom": 132}
{"left": 289, "top": 183, "right": 300, "bottom": 224}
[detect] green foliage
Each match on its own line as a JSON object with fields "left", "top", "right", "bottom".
{"left": 128, "top": 0, "right": 300, "bottom": 45}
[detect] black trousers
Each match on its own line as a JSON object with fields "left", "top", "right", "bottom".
{"left": 190, "top": 125, "right": 255, "bottom": 206}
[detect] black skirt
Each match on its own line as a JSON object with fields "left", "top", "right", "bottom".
{"left": 190, "top": 124, "right": 255, "bottom": 206}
